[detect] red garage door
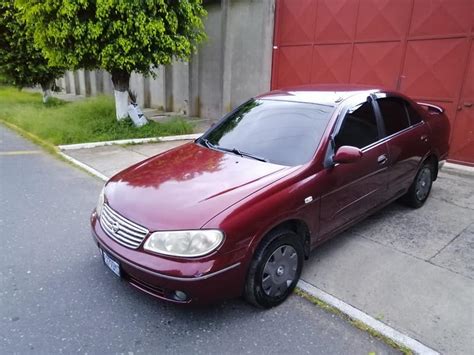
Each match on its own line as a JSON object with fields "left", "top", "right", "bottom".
{"left": 271, "top": 0, "right": 474, "bottom": 166}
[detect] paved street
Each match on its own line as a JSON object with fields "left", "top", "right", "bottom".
{"left": 0, "top": 126, "right": 397, "bottom": 354}
{"left": 61, "top": 133, "right": 474, "bottom": 354}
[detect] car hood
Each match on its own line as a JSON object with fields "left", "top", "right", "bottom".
{"left": 105, "top": 142, "right": 291, "bottom": 231}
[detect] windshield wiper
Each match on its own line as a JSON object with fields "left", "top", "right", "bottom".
{"left": 200, "top": 138, "right": 214, "bottom": 149}
{"left": 227, "top": 147, "right": 268, "bottom": 162}
{"left": 200, "top": 138, "right": 268, "bottom": 162}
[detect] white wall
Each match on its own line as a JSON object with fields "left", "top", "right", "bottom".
{"left": 60, "top": 0, "right": 275, "bottom": 120}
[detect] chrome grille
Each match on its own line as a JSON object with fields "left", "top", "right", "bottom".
{"left": 99, "top": 203, "right": 149, "bottom": 249}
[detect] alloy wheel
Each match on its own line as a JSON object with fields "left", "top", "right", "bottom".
{"left": 415, "top": 167, "right": 432, "bottom": 201}
{"left": 262, "top": 245, "right": 298, "bottom": 297}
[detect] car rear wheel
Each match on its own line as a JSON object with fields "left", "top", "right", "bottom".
{"left": 244, "top": 229, "right": 304, "bottom": 308}
{"left": 402, "top": 161, "right": 434, "bottom": 208}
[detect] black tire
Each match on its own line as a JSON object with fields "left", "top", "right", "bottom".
{"left": 244, "top": 229, "right": 304, "bottom": 308}
{"left": 402, "top": 161, "right": 435, "bottom": 208}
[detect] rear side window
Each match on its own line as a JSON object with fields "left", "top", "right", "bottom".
{"left": 377, "top": 98, "right": 410, "bottom": 136}
{"left": 406, "top": 103, "right": 423, "bottom": 125}
{"left": 335, "top": 101, "right": 379, "bottom": 150}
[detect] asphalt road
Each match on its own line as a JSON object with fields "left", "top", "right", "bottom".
{"left": 0, "top": 126, "right": 398, "bottom": 354}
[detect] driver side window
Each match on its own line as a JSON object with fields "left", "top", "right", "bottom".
{"left": 335, "top": 101, "right": 379, "bottom": 150}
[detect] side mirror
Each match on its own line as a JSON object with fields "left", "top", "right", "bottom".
{"left": 333, "top": 146, "right": 363, "bottom": 164}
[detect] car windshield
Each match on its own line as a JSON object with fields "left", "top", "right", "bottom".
{"left": 201, "top": 99, "right": 334, "bottom": 166}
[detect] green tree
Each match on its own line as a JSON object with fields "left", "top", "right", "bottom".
{"left": 18, "top": 0, "right": 207, "bottom": 120}
{"left": 0, "top": 0, "right": 64, "bottom": 103}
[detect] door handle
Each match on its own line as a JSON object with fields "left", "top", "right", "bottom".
{"left": 420, "top": 134, "right": 429, "bottom": 142}
{"left": 377, "top": 154, "right": 388, "bottom": 165}
{"left": 464, "top": 102, "right": 473, "bottom": 108}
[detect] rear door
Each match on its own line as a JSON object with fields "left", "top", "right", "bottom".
{"left": 319, "top": 96, "right": 389, "bottom": 238}
{"left": 373, "top": 94, "right": 431, "bottom": 198}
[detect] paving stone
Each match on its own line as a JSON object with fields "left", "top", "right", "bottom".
{"left": 66, "top": 145, "right": 146, "bottom": 177}
{"left": 430, "top": 222, "right": 474, "bottom": 279}
{"left": 301, "top": 233, "right": 474, "bottom": 355}
{"left": 432, "top": 171, "right": 474, "bottom": 210}
{"left": 350, "top": 197, "right": 474, "bottom": 260}
{"left": 125, "top": 140, "right": 190, "bottom": 157}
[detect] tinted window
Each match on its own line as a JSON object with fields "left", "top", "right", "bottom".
{"left": 203, "top": 99, "right": 333, "bottom": 166}
{"left": 378, "top": 98, "right": 410, "bottom": 136}
{"left": 335, "top": 101, "right": 378, "bottom": 149}
{"left": 406, "top": 102, "right": 423, "bottom": 125}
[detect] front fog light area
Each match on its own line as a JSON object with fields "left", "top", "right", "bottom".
{"left": 144, "top": 230, "right": 224, "bottom": 257}
{"left": 173, "top": 290, "right": 188, "bottom": 301}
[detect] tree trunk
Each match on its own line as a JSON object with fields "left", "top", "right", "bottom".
{"left": 111, "top": 70, "right": 131, "bottom": 121}
{"left": 40, "top": 80, "right": 54, "bottom": 104}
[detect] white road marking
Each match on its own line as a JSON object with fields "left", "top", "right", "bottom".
{"left": 0, "top": 150, "right": 41, "bottom": 156}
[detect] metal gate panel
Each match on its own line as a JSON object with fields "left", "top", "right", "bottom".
{"left": 275, "top": 45, "right": 313, "bottom": 88}
{"left": 409, "top": 0, "right": 472, "bottom": 37}
{"left": 315, "top": 0, "right": 359, "bottom": 43}
{"left": 311, "top": 44, "right": 352, "bottom": 83}
{"left": 350, "top": 42, "right": 403, "bottom": 88}
{"left": 450, "top": 40, "right": 474, "bottom": 165}
{"left": 401, "top": 38, "right": 469, "bottom": 100}
{"left": 272, "top": 0, "right": 474, "bottom": 164}
{"left": 356, "top": 0, "right": 412, "bottom": 41}
{"left": 274, "top": 0, "right": 317, "bottom": 45}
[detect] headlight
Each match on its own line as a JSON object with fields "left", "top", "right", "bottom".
{"left": 96, "top": 187, "right": 105, "bottom": 217}
{"left": 144, "top": 230, "right": 224, "bottom": 257}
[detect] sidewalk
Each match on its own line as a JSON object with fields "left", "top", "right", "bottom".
{"left": 63, "top": 140, "right": 474, "bottom": 354}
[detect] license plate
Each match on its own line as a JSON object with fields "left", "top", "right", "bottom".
{"left": 101, "top": 249, "right": 121, "bottom": 278}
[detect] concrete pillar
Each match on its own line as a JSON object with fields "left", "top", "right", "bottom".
{"left": 261, "top": 0, "right": 276, "bottom": 93}
{"left": 172, "top": 61, "right": 190, "bottom": 115}
{"left": 143, "top": 75, "right": 151, "bottom": 108}
{"left": 196, "top": 2, "right": 224, "bottom": 119}
{"left": 77, "top": 69, "right": 91, "bottom": 96}
{"left": 66, "top": 71, "right": 77, "bottom": 94}
{"left": 85, "top": 70, "right": 92, "bottom": 96}
{"left": 64, "top": 73, "right": 71, "bottom": 93}
{"left": 220, "top": 0, "right": 233, "bottom": 114}
{"left": 149, "top": 66, "right": 166, "bottom": 110}
{"left": 57, "top": 77, "right": 66, "bottom": 92}
{"left": 73, "top": 71, "right": 80, "bottom": 95}
{"left": 89, "top": 71, "right": 98, "bottom": 96}
{"left": 102, "top": 71, "right": 113, "bottom": 95}
{"left": 188, "top": 54, "right": 200, "bottom": 117}
{"left": 95, "top": 70, "right": 104, "bottom": 93}
{"left": 130, "top": 72, "right": 145, "bottom": 107}
{"left": 164, "top": 65, "right": 173, "bottom": 112}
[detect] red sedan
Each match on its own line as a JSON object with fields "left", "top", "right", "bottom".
{"left": 91, "top": 85, "right": 450, "bottom": 308}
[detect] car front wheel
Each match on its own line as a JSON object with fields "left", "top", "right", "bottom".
{"left": 244, "top": 229, "right": 304, "bottom": 308}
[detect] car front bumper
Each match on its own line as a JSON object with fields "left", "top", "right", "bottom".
{"left": 91, "top": 212, "right": 247, "bottom": 305}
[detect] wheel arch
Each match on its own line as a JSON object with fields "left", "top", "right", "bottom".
{"left": 255, "top": 219, "right": 311, "bottom": 260}
{"left": 423, "top": 153, "right": 439, "bottom": 180}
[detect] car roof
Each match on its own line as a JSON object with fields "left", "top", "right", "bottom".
{"left": 257, "top": 84, "right": 383, "bottom": 106}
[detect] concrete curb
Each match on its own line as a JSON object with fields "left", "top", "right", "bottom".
{"left": 442, "top": 162, "right": 474, "bottom": 175}
{"left": 58, "top": 152, "right": 108, "bottom": 181}
{"left": 58, "top": 133, "right": 203, "bottom": 151}
{"left": 297, "top": 280, "right": 439, "bottom": 355}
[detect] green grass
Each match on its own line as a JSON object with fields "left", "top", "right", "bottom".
{"left": 0, "top": 86, "right": 193, "bottom": 145}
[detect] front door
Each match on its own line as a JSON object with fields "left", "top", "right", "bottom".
{"left": 319, "top": 98, "right": 389, "bottom": 239}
